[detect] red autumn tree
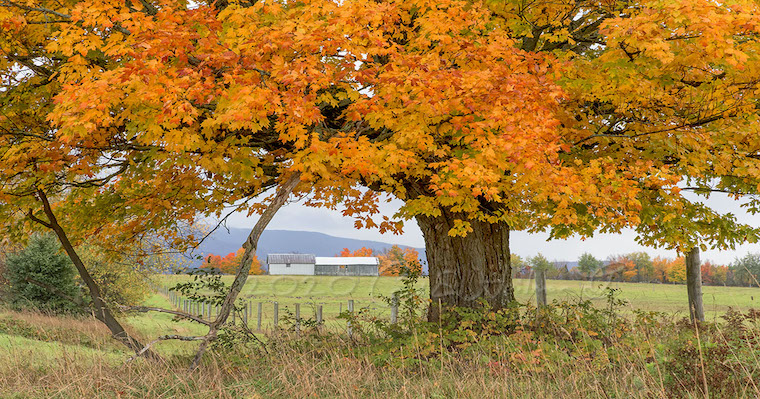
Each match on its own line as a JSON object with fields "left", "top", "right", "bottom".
{"left": 204, "top": 248, "right": 263, "bottom": 275}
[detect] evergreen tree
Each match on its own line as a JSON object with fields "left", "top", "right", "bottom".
{"left": 6, "top": 234, "right": 80, "bottom": 313}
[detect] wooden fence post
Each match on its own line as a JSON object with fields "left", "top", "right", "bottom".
{"left": 316, "top": 305, "right": 323, "bottom": 325}
{"left": 274, "top": 302, "right": 279, "bottom": 328}
{"left": 536, "top": 268, "right": 547, "bottom": 307}
{"left": 390, "top": 293, "right": 399, "bottom": 324}
{"left": 257, "top": 302, "right": 263, "bottom": 331}
{"left": 243, "top": 303, "right": 248, "bottom": 325}
{"left": 347, "top": 299, "right": 354, "bottom": 338}
{"left": 295, "top": 303, "right": 301, "bottom": 334}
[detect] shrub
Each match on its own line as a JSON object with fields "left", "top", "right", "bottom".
{"left": 5, "top": 234, "right": 81, "bottom": 313}
{"left": 78, "top": 246, "right": 153, "bottom": 311}
{"left": 659, "top": 309, "right": 760, "bottom": 397}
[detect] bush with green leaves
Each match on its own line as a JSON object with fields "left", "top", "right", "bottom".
{"left": 5, "top": 234, "right": 81, "bottom": 313}
{"left": 77, "top": 246, "right": 152, "bottom": 311}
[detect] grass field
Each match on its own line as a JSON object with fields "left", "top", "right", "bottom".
{"left": 1, "top": 276, "right": 759, "bottom": 398}
{"left": 159, "top": 274, "right": 760, "bottom": 327}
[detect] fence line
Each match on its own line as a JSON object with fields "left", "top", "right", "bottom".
{"left": 153, "top": 285, "right": 400, "bottom": 334}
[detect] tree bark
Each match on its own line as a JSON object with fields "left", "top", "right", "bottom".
{"left": 686, "top": 246, "right": 705, "bottom": 323}
{"left": 189, "top": 172, "right": 301, "bottom": 371}
{"left": 416, "top": 210, "right": 513, "bottom": 321}
{"left": 34, "top": 189, "right": 162, "bottom": 361}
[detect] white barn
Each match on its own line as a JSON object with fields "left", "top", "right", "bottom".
{"left": 267, "top": 254, "right": 316, "bottom": 275}
{"left": 266, "top": 254, "right": 380, "bottom": 276}
{"left": 315, "top": 257, "right": 379, "bottom": 276}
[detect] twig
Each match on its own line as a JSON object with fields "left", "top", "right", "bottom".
{"left": 24, "top": 276, "right": 84, "bottom": 307}
{"left": 120, "top": 305, "right": 212, "bottom": 326}
{"left": 125, "top": 334, "right": 205, "bottom": 364}
{"left": 1, "top": 0, "right": 71, "bottom": 19}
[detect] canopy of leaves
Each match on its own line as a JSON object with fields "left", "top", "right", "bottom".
{"left": 3, "top": 0, "right": 760, "bottom": 262}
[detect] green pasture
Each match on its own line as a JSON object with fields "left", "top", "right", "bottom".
{"left": 157, "top": 275, "right": 760, "bottom": 328}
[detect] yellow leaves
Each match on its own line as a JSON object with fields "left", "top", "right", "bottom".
{"left": 448, "top": 219, "right": 473, "bottom": 237}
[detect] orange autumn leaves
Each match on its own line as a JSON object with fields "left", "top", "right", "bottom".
{"left": 3, "top": 0, "right": 760, "bottom": 265}
{"left": 202, "top": 248, "right": 264, "bottom": 275}
{"left": 339, "top": 246, "right": 422, "bottom": 276}
{"left": 45, "top": 0, "right": 652, "bottom": 240}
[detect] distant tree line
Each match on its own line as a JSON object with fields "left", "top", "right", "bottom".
{"left": 512, "top": 252, "right": 760, "bottom": 287}
{"left": 339, "top": 246, "right": 423, "bottom": 276}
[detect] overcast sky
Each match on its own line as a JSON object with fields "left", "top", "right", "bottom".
{"left": 225, "top": 192, "right": 760, "bottom": 265}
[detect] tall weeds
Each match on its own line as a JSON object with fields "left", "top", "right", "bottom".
{"left": 1, "top": 292, "right": 759, "bottom": 398}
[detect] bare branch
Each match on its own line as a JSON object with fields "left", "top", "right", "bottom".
{"left": 121, "top": 305, "right": 212, "bottom": 326}
{"left": 189, "top": 172, "right": 302, "bottom": 371}
{"left": 24, "top": 276, "right": 84, "bottom": 307}
{"left": 27, "top": 208, "right": 52, "bottom": 229}
{"left": 1, "top": 0, "right": 71, "bottom": 19}
{"left": 125, "top": 334, "right": 205, "bottom": 364}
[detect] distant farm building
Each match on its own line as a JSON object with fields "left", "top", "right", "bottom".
{"left": 267, "top": 254, "right": 379, "bottom": 276}
{"left": 266, "top": 254, "right": 316, "bottom": 275}
{"left": 314, "top": 257, "right": 380, "bottom": 276}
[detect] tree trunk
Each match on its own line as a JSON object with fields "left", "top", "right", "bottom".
{"left": 686, "top": 246, "right": 705, "bottom": 323}
{"left": 416, "top": 210, "right": 513, "bottom": 321}
{"left": 34, "top": 190, "right": 162, "bottom": 361}
{"left": 189, "top": 172, "right": 301, "bottom": 370}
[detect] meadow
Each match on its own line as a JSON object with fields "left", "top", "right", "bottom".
{"left": 161, "top": 274, "right": 760, "bottom": 327}
{"left": 1, "top": 275, "right": 759, "bottom": 398}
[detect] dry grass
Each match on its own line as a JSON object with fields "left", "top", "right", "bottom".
{"left": 2, "top": 307, "right": 760, "bottom": 398}
{"left": 0, "top": 342, "right": 661, "bottom": 399}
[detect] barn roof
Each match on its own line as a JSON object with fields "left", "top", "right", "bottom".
{"left": 315, "top": 257, "right": 379, "bottom": 266}
{"left": 267, "top": 254, "right": 316, "bottom": 264}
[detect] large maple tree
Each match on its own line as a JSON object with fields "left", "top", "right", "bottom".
{"left": 5, "top": 0, "right": 760, "bottom": 321}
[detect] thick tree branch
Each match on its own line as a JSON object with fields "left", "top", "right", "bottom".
{"left": 188, "top": 172, "right": 302, "bottom": 371}
{"left": 1, "top": 0, "right": 71, "bottom": 19}
{"left": 27, "top": 209, "right": 52, "bottom": 229}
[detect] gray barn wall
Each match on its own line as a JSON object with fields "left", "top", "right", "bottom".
{"left": 314, "top": 265, "right": 379, "bottom": 276}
